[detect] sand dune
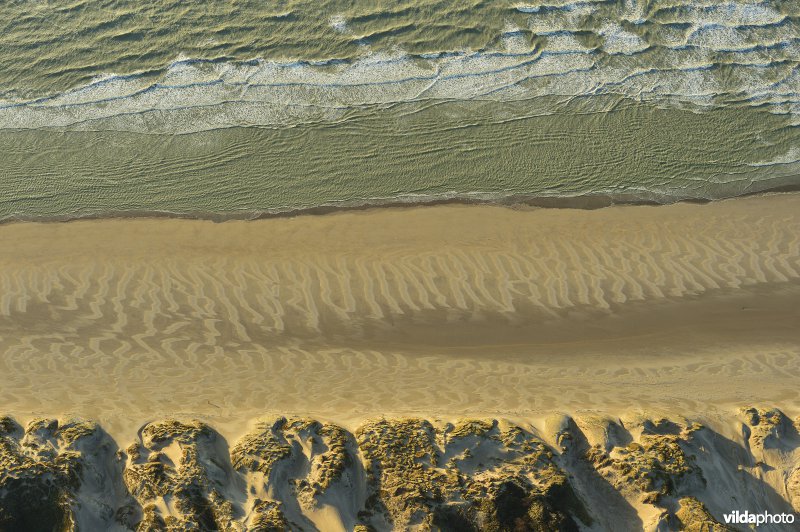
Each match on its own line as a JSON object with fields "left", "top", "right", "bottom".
{"left": 0, "top": 194, "right": 798, "bottom": 439}
{"left": 3, "top": 409, "right": 800, "bottom": 531}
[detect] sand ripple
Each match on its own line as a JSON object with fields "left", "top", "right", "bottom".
{"left": 0, "top": 195, "right": 798, "bottom": 435}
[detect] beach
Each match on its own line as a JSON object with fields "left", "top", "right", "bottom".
{"left": 0, "top": 193, "right": 798, "bottom": 441}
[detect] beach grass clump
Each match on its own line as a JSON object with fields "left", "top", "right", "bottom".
{"left": 740, "top": 407, "right": 797, "bottom": 452}
{"left": 787, "top": 467, "right": 800, "bottom": 512}
{"left": 233, "top": 417, "right": 359, "bottom": 530}
{"left": 599, "top": 433, "right": 700, "bottom": 501}
{"left": 313, "top": 422, "right": 353, "bottom": 493}
{"left": 248, "top": 498, "right": 290, "bottom": 531}
{"left": 231, "top": 417, "right": 355, "bottom": 494}
{"left": 0, "top": 417, "right": 104, "bottom": 532}
{"left": 230, "top": 417, "right": 294, "bottom": 478}
{"left": 452, "top": 422, "right": 589, "bottom": 532}
{"left": 448, "top": 419, "right": 496, "bottom": 440}
{"left": 356, "top": 418, "right": 445, "bottom": 528}
{"left": 673, "top": 496, "right": 734, "bottom": 532}
{"left": 585, "top": 418, "right": 705, "bottom": 509}
{"left": 355, "top": 418, "right": 590, "bottom": 531}
{"left": 123, "top": 419, "right": 239, "bottom": 531}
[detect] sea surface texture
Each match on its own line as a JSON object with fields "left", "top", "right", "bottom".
{"left": 0, "top": 0, "right": 798, "bottom": 219}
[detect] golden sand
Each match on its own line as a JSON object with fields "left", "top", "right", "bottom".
{"left": 0, "top": 194, "right": 798, "bottom": 441}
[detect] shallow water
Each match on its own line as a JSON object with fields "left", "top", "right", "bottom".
{"left": 0, "top": 0, "right": 798, "bottom": 218}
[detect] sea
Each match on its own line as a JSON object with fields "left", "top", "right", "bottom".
{"left": 0, "top": 0, "right": 798, "bottom": 220}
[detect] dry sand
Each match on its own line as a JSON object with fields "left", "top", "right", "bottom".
{"left": 0, "top": 193, "right": 798, "bottom": 442}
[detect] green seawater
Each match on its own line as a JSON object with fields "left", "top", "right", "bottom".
{"left": 0, "top": 0, "right": 798, "bottom": 218}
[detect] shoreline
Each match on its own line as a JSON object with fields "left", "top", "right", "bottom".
{"left": 0, "top": 184, "right": 798, "bottom": 226}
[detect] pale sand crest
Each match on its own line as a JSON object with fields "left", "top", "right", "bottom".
{"left": 0, "top": 194, "right": 798, "bottom": 441}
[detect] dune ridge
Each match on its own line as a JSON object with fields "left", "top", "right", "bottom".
{"left": 2, "top": 408, "right": 800, "bottom": 531}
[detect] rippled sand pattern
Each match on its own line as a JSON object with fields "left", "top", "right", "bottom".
{"left": 0, "top": 195, "right": 799, "bottom": 435}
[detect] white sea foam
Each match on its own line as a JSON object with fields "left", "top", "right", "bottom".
{"left": 542, "top": 32, "right": 592, "bottom": 53}
{"left": 654, "top": 2, "right": 785, "bottom": 27}
{"left": 0, "top": 4, "right": 795, "bottom": 134}
{"left": 526, "top": 3, "right": 597, "bottom": 34}
{"left": 515, "top": 0, "right": 609, "bottom": 13}
{"left": 749, "top": 146, "right": 800, "bottom": 167}
{"left": 621, "top": 0, "right": 647, "bottom": 25}
{"left": 329, "top": 14, "right": 348, "bottom": 33}
{"left": 502, "top": 23, "right": 531, "bottom": 53}
{"left": 598, "top": 23, "right": 649, "bottom": 54}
